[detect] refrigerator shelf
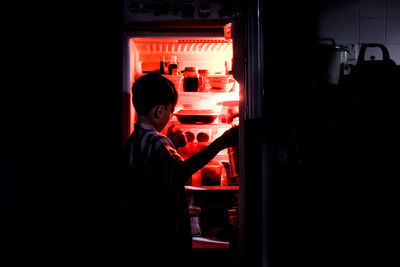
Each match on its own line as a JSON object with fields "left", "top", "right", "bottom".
{"left": 133, "top": 37, "right": 232, "bottom": 53}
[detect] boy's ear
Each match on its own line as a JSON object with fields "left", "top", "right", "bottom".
{"left": 153, "top": 105, "right": 164, "bottom": 119}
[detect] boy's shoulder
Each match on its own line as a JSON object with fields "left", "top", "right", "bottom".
{"left": 151, "top": 133, "right": 183, "bottom": 162}
{"left": 154, "top": 132, "right": 175, "bottom": 148}
{"left": 134, "top": 123, "right": 181, "bottom": 160}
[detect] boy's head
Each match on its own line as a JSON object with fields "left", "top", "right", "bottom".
{"left": 132, "top": 72, "right": 178, "bottom": 131}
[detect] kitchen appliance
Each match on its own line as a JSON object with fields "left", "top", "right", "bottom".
{"left": 314, "top": 38, "right": 349, "bottom": 86}
{"left": 122, "top": 1, "right": 264, "bottom": 264}
{"left": 353, "top": 43, "right": 398, "bottom": 82}
{"left": 346, "top": 43, "right": 400, "bottom": 107}
{"left": 122, "top": 1, "right": 327, "bottom": 265}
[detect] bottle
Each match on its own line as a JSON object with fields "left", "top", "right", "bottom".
{"left": 160, "top": 56, "right": 165, "bottom": 74}
{"left": 225, "top": 59, "right": 233, "bottom": 75}
{"left": 227, "top": 115, "right": 239, "bottom": 185}
{"left": 220, "top": 165, "right": 228, "bottom": 186}
{"left": 168, "top": 55, "right": 178, "bottom": 75}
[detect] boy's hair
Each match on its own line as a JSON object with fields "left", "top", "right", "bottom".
{"left": 131, "top": 72, "right": 178, "bottom": 116}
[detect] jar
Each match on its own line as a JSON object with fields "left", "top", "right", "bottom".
{"left": 183, "top": 67, "right": 203, "bottom": 92}
{"left": 198, "top": 69, "right": 211, "bottom": 92}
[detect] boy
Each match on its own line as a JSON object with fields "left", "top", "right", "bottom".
{"left": 122, "top": 73, "right": 238, "bottom": 267}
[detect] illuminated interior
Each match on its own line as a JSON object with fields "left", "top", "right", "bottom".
{"left": 127, "top": 36, "right": 239, "bottom": 187}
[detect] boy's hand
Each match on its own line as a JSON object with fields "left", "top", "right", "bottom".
{"left": 219, "top": 126, "right": 239, "bottom": 148}
{"left": 167, "top": 125, "right": 187, "bottom": 148}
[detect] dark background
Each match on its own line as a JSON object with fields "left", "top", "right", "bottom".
{"left": 1, "top": 1, "right": 124, "bottom": 265}
{"left": 262, "top": 1, "right": 398, "bottom": 267}
{"left": 1, "top": 1, "right": 398, "bottom": 266}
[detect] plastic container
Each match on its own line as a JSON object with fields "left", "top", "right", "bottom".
{"left": 177, "top": 92, "right": 219, "bottom": 110}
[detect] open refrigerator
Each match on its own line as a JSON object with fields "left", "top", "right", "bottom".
{"left": 125, "top": 31, "right": 239, "bottom": 181}
{"left": 123, "top": 25, "right": 240, "bottom": 245}
{"left": 122, "top": 1, "right": 265, "bottom": 264}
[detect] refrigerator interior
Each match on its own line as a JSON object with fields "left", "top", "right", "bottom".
{"left": 125, "top": 36, "right": 240, "bottom": 185}
{"left": 125, "top": 35, "right": 240, "bottom": 244}
{"left": 127, "top": 38, "right": 238, "bottom": 121}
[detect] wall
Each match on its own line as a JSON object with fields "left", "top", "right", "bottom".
{"left": 316, "top": 0, "right": 400, "bottom": 64}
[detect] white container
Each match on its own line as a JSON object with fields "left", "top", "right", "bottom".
{"left": 208, "top": 74, "right": 235, "bottom": 92}
{"left": 176, "top": 92, "right": 220, "bottom": 111}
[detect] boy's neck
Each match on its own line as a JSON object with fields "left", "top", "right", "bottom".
{"left": 137, "top": 116, "right": 158, "bottom": 130}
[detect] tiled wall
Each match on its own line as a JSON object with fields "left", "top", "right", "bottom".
{"left": 316, "top": 0, "right": 400, "bottom": 64}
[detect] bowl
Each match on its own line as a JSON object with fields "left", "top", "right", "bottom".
{"left": 208, "top": 75, "right": 235, "bottom": 92}
{"left": 175, "top": 114, "right": 217, "bottom": 124}
{"left": 174, "top": 109, "right": 219, "bottom": 124}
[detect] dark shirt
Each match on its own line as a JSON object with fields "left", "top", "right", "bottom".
{"left": 123, "top": 123, "right": 192, "bottom": 266}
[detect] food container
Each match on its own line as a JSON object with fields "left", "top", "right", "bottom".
{"left": 183, "top": 67, "right": 203, "bottom": 92}
{"left": 201, "top": 164, "right": 223, "bottom": 186}
{"left": 198, "top": 69, "right": 212, "bottom": 92}
{"left": 174, "top": 109, "right": 219, "bottom": 124}
{"left": 208, "top": 74, "right": 235, "bottom": 92}
{"left": 177, "top": 92, "right": 219, "bottom": 110}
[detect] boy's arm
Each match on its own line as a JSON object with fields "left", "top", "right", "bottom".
{"left": 174, "top": 126, "right": 238, "bottom": 185}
